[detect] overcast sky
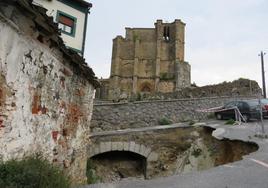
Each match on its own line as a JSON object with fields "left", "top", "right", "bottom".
{"left": 84, "top": 0, "right": 268, "bottom": 87}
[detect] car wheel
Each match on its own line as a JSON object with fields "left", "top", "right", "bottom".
{"left": 242, "top": 114, "right": 250, "bottom": 122}
{"left": 216, "top": 113, "right": 222, "bottom": 120}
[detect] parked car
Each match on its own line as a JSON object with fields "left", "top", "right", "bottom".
{"left": 261, "top": 99, "right": 268, "bottom": 118}
{"left": 215, "top": 100, "right": 261, "bottom": 122}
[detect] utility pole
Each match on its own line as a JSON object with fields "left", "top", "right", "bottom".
{"left": 260, "top": 51, "right": 266, "bottom": 98}
{"left": 259, "top": 51, "right": 266, "bottom": 135}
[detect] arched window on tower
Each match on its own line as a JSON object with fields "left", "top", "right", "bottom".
{"left": 163, "top": 26, "right": 170, "bottom": 41}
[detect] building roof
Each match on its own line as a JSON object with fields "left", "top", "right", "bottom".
{"left": 73, "top": 0, "right": 92, "bottom": 8}
{"left": 1, "top": 0, "right": 99, "bottom": 88}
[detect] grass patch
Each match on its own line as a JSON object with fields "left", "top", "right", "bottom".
{"left": 225, "top": 119, "right": 236, "bottom": 125}
{"left": 0, "top": 155, "right": 70, "bottom": 188}
{"left": 158, "top": 117, "right": 173, "bottom": 125}
{"left": 207, "top": 113, "right": 215, "bottom": 119}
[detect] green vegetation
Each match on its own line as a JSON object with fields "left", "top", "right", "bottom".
{"left": 225, "top": 119, "right": 236, "bottom": 125}
{"left": 191, "top": 148, "right": 202, "bottom": 158}
{"left": 0, "top": 155, "right": 70, "bottom": 188}
{"left": 136, "top": 92, "right": 142, "bottom": 101}
{"left": 86, "top": 159, "right": 102, "bottom": 184}
{"left": 188, "top": 120, "right": 196, "bottom": 126}
{"left": 133, "top": 34, "right": 139, "bottom": 41}
{"left": 207, "top": 113, "right": 215, "bottom": 119}
{"left": 158, "top": 117, "right": 173, "bottom": 125}
{"left": 159, "top": 73, "right": 175, "bottom": 81}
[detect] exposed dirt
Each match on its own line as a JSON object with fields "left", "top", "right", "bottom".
{"left": 90, "top": 151, "right": 145, "bottom": 183}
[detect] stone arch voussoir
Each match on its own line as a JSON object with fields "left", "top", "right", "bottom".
{"left": 88, "top": 141, "right": 158, "bottom": 161}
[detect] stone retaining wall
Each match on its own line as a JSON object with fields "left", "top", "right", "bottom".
{"left": 91, "top": 96, "right": 258, "bottom": 132}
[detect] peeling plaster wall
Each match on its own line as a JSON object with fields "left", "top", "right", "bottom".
{"left": 0, "top": 14, "right": 94, "bottom": 183}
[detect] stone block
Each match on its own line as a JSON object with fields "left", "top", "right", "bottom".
{"left": 111, "top": 142, "right": 118, "bottom": 150}
{"left": 100, "top": 142, "right": 106, "bottom": 153}
{"left": 129, "top": 141, "right": 136, "bottom": 152}
{"left": 148, "top": 152, "right": 158, "bottom": 161}
{"left": 123, "top": 142, "right": 129, "bottom": 151}
{"left": 105, "top": 142, "right": 112, "bottom": 152}
{"left": 144, "top": 148, "right": 152, "bottom": 157}
{"left": 139, "top": 145, "right": 146, "bottom": 156}
{"left": 117, "top": 142, "right": 124, "bottom": 151}
{"left": 134, "top": 143, "right": 140, "bottom": 154}
{"left": 94, "top": 146, "right": 100, "bottom": 156}
{"left": 88, "top": 147, "right": 94, "bottom": 157}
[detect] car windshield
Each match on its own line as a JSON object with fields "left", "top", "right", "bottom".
{"left": 246, "top": 100, "right": 259, "bottom": 107}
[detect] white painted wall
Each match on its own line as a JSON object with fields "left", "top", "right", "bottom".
{"left": 0, "top": 16, "right": 94, "bottom": 183}
{"left": 34, "top": 0, "right": 86, "bottom": 53}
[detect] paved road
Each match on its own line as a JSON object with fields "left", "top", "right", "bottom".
{"left": 84, "top": 120, "right": 268, "bottom": 188}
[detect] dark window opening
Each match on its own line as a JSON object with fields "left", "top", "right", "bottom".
{"left": 163, "top": 26, "right": 170, "bottom": 41}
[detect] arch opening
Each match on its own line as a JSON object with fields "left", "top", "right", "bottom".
{"left": 87, "top": 151, "right": 146, "bottom": 183}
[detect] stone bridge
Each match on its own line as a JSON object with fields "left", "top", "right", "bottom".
{"left": 87, "top": 123, "right": 258, "bottom": 183}
{"left": 88, "top": 140, "right": 158, "bottom": 178}
{"left": 87, "top": 124, "right": 192, "bottom": 179}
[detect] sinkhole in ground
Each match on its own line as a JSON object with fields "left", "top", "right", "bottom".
{"left": 87, "top": 127, "right": 258, "bottom": 183}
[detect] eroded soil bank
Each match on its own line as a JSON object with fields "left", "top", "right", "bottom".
{"left": 88, "top": 126, "right": 258, "bottom": 183}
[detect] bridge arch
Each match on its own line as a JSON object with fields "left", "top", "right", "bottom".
{"left": 88, "top": 141, "right": 158, "bottom": 162}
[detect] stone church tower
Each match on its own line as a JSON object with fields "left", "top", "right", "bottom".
{"left": 96, "top": 19, "right": 191, "bottom": 100}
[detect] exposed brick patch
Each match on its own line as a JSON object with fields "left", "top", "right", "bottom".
{"left": 52, "top": 131, "right": 59, "bottom": 142}
{"left": 40, "top": 105, "right": 48, "bottom": 114}
{"left": 75, "top": 88, "right": 85, "bottom": 96}
{"left": 60, "top": 76, "right": 65, "bottom": 89}
{"left": 31, "top": 90, "right": 48, "bottom": 115}
{"left": 32, "top": 93, "right": 41, "bottom": 114}
{"left": 60, "top": 68, "right": 72, "bottom": 77}
{"left": 0, "top": 88, "right": 3, "bottom": 107}
{"left": 62, "top": 128, "right": 68, "bottom": 137}
{"left": 67, "top": 104, "right": 83, "bottom": 124}
{"left": 0, "top": 119, "right": 5, "bottom": 128}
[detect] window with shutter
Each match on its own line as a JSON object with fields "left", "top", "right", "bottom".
{"left": 56, "top": 11, "right": 77, "bottom": 37}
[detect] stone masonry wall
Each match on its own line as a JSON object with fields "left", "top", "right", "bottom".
{"left": 0, "top": 4, "right": 95, "bottom": 184}
{"left": 91, "top": 96, "right": 257, "bottom": 132}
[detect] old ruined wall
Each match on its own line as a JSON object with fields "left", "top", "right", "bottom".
{"left": 0, "top": 5, "right": 95, "bottom": 184}
{"left": 91, "top": 96, "right": 257, "bottom": 132}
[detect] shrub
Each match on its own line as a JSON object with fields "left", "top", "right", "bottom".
{"left": 158, "top": 117, "right": 173, "bottom": 125}
{"left": 0, "top": 155, "right": 70, "bottom": 188}
{"left": 191, "top": 148, "right": 202, "bottom": 157}
{"left": 86, "top": 159, "right": 101, "bottom": 184}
